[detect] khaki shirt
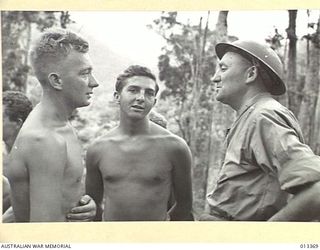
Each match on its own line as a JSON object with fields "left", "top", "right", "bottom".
{"left": 207, "top": 93, "right": 320, "bottom": 220}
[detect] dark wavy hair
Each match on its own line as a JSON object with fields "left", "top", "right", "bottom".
{"left": 115, "top": 65, "right": 159, "bottom": 94}
{"left": 3, "top": 91, "right": 33, "bottom": 122}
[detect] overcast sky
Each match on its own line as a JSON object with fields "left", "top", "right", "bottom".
{"left": 70, "top": 10, "right": 319, "bottom": 70}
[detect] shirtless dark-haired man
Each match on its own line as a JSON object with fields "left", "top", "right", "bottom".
{"left": 86, "top": 65, "right": 194, "bottom": 221}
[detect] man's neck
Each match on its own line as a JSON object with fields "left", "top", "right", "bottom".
{"left": 119, "top": 115, "right": 150, "bottom": 136}
{"left": 232, "top": 88, "right": 269, "bottom": 112}
{"left": 39, "top": 92, "right": 74, "bottom": 124}
{"left": 237, "top": 91, "right": 271, "bottom": 116}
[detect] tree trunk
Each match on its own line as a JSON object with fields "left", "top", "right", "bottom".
{"left": 284, "top": 10, "right": 298, "bottom": 114}
{"left": 215, "top": 11, "right": 228, "bottom": 42}
{"left": 312, "top": 78, "right": 320, "bottom": 155}
{"left": 20, "top": 22, "right": 32, "bottom": 93}
{"left": 275, "top": 10, "right": 298, "bottom": 110}
{"left": 204, "top": 11, "right": 237, "bottom": 214}
{"left": 189, "top": 13, "right": 212, "bottom": 217}
{"left": 309, "top": 15, "right": 320, "bottom": 154}
{"left": 298, "top": 15, "right": 320, "bottom": 147}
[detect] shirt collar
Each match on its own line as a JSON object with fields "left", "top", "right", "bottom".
{"left": 237, "top": 92, "right": 271, "bottom": 117}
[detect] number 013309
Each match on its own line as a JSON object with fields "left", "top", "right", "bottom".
{"left": 300, "top": 244, "right": 319, "bottom": 248}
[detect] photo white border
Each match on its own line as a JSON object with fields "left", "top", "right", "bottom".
{"left": 1, "top": 0, "right": 320, "bottom": 243}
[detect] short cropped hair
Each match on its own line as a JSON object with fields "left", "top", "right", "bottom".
{"left": 3, "top": 91, "right": 33, "bottom": 123}
{"left": 30, "top": 28, "right": 89, "bottom": 84}
{"left": 115, "top": 65, "right": 159, "bottom": 94}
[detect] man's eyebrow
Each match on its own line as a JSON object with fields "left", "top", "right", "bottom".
{"left": 146, "top": 88, "right": 155, "bottom": 92}
{"left": 127, "top": 85, "right": 155, "bottom": 92}
{"left": 79, "top": 67, "right": 92, "bottom": 73}
{"left": 127, "top": 84, "right": 140, "bottom": 88}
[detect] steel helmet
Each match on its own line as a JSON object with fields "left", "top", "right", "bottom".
{"left": 215, "top": 40, "right": 286, "bottom": 95}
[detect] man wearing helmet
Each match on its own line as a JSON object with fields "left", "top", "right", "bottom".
{"left": 202, "top": 40, "right": 320, "bottom": 221}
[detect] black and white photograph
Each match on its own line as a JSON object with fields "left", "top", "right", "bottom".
{"left": 1, "top": 7, "right": 320, "bottom": 244}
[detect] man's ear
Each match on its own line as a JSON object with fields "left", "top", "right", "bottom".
{"left": 48, "top": 73, "right": 63, "bottom": 90}
{"left": 245, "top": 66, "right": 258, "bottom": 84}
{"left": 113, "top": 91, "right": 120, "bottom": 104}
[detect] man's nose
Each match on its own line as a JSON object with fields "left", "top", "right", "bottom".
{"left": 211, "top": 73, "right": 221, "bottom": 84}
{"left": 136, "top": 91, "right": 145, "bottom": 101}
{"left": 89, "top": 75, "right": 99, "bottom": 88}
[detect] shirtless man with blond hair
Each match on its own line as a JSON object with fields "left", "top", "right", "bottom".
{"left": 7, "top": 28, "right": 98, "bottom": 222}
{"left": 86, "top": 65, "right": 194, "bottom": 221}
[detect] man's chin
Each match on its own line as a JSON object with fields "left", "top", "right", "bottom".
{"left": 216, "top": 94, "right": 230, "bottom": 106}
{"left": 79, "top": 101, "right": 91, "bottom": 108}
{"left": 215, "top": 93, "right": 224, "bottom": 102}
{"left": 128, "top": 112, "right": 148, "bottom": 120}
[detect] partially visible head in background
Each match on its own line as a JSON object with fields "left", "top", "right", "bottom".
{"left": 3, "top": 91, "right": 33, "bottom": 149}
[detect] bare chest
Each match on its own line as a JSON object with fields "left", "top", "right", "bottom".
{"left": 99, "top": 140, "right": 172, "bottom": 185}
{"left": 59, "top": 129, "right": 84, "bottom": 181}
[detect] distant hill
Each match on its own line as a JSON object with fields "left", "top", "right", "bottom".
{"left": 27, "top": 23, "right": 162, "bottom": 107}
{"left": 79, "top": 27, "right": 137, "bottom": 101}
{"left": 74, "top": 25, "right": 161, "bottom": 101}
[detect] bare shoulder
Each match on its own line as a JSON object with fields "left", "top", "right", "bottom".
{"left": 150, "top": 124, "right": 192, "bottom": 167}
{"left": 87, "top": 127, "right": 120, "bottom": 153}
{"left": 14, "top": 128, "right": 67, "bottom": 159}
{"left": 8, "top": 128, "right": 68, "bottom": 178}
{"left": 168, "top": 134, "right": 191, "bottom": 155}
{"left": 150, "top": 123, "right": 190, "bottom": 152}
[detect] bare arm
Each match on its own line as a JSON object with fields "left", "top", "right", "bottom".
{"left": 24, "top": 134, "right": 67, "bottom": 222}
{"left": 168, "top": 137, "right": 194, "bottom": 221}
{"left": 269, "top": 181, "right": 320, "bottom": 221}
{"left": 85, "top": 144, "right": 104, "bottom": 221}
{"left": 2, "top": 177, "right": 11, "bottom": 212}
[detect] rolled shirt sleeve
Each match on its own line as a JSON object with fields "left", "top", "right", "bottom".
{"left": 207, "top": 94, "right": 320, "bottom": 220}
{"left": 251, "top": 106, "right": 320, "bottom": 194}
